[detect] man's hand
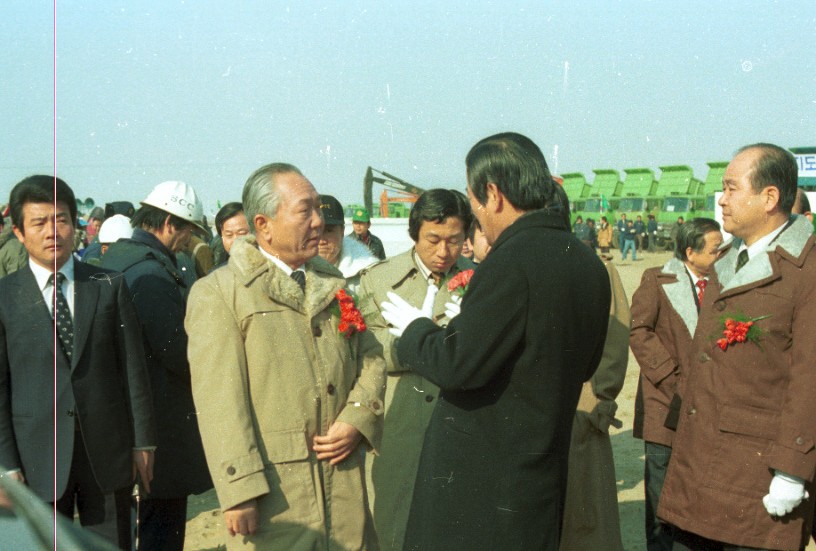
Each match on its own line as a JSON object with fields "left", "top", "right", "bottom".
{"left": 762, "top": 471, "right": 809, "bottom": 517}
{"left": 444, "top": 294, "right": 462, "bottom": 321}
{"left": 224, "top": 499, "right": 259, "bottom": 537}
{"left": 312, "top": 421, "right": 361, "bottom": 465}
{"left": 0, "top": 471, "right": 25, "bottom": 510}
{"left": 132, "top": 450, "right": 154, "bottom": 494}
{"left": 380, "top": 285, "right": 438, "bottom": 337}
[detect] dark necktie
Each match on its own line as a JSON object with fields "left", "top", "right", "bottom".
{"left": 290, "top": 270, "right": 306, "bottom": 293}
{"left": 50, "top": 273, "right": 74, "bottom": 360}
{"left": 735, "top": 249, "right": 749, "bottom": 273}
{"left": 695, "top": 279, "right": 707, "bottom": 305}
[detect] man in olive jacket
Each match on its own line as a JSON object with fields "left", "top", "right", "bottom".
{"left": 186, "top": 163, "right": 386, "bottom": 550}
{"left": 658, "top": 144, "right": 816, "bottom": 550}
{"left": 381, "top": 133, "right": 611, "bottom": 550}
{"left": 358, "top": 189, "right": 474, "bottom": 551}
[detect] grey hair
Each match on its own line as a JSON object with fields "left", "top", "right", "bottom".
{"left": 242, "top": 162, "right": 303, "bottom": 232}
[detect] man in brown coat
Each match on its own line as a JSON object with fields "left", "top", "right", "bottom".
{"left": 630, "top": 218, "right": 723, "bottom": 551}
{"left": 658, "top": 144, "right": 816, "bottom": 550}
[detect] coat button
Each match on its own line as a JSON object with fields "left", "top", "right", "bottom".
{"left": 226, "top": 466, "right": 236, "bottom": 475}
{"left": 425, "top": 395, "right": 434, "bottom": 403}
{"left": 699, "top": 353, "right": 710, "bottom": 363}
{"left": 67, "top": 409, "right": 75, "bottom": 417}
{"left": 327, "top": 384, "right": 335, "bottom": 395}
{"left": 796, "top": 437, "right": 804, "bottom": 445}
{"left": 715, "top": 301, "right": 726, "bottom": 312}
{"left": 312, "top": 326, "right": 322, "bottom": 337}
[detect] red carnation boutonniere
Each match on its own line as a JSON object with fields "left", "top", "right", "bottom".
{"left": 715, "top": 314, "right": 770, "bottom": 351}
{"left": 446, "top": 269, "right": 475, "bottom": 297}
{"left": 334, "top": 289, "right": 367, "bottom": 339}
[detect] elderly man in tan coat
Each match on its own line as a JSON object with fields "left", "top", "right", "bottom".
{"left": 358, "top": 189, "right": 474, "bottom": 551}
{"left": 186, "top": 162, "right": 386, "bottom": 550}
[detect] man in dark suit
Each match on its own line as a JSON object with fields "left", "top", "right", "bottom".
{"left": 380, "top": 132, "right": 611, "bottom": 550}
{"left": 0, "top": 175, "right": 156, "bottom": 549}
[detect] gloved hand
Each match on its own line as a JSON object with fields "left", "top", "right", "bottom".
{"left": 380, "top": 285, "right": 438, "bottom": 337}
{"left": 762, "top": 471, "right": 808, "bottom": 517}
{"left": 444, "top": 295, "right": 462, "bottom": 321}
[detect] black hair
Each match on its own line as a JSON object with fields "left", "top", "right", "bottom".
{"left": 215, "top": 202, "right": 245, "bottom": 236}
{"left": 131, "top": 204, "right": 190, "bottom": 231}
{"left": 735, "top": 143, "right": 797, "bottom": 214}
{"left": 465, "top": 132, "right": 557, "bottom": 212}
{"left": 9, "top": 175, "right": 77, "bottom": 233}
{"left": 408, "top": 189, "right": 473, "bottom": 242}
{"left": 675, "top": 217, "right": 721, "bottom": 261}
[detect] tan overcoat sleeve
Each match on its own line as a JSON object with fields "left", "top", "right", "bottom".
{"left": 186, "top": 276, "right": 270, "bottom": 510}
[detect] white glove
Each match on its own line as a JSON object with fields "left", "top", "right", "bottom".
{"left": 444, "top": 294, "right": 462, "bottom": 321}
{"left": 380, "top": 285, "right": 438, "bottom": 337}
{"left": 762, "top": 471, "right": 809, "bottom": 517}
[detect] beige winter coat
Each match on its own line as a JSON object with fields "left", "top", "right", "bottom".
{"left": 186, "top": 236, "right": 386, "bottom": 550}
{"left": 560, "top": 260, "right": 629, "bottom": 551}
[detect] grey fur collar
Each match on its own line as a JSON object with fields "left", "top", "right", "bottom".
{"left": 716, "top": 215, "right": 812, "bottom": 292}
{"left": 660, "top": 257, "right": 698, "bottom": 336}
{"left": 228, "top": 236, "right": 345, "bottom": 315}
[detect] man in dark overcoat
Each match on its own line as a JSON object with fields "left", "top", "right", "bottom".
{"left": 380, "top": 132, "right": 611, "bottom": 550}
{"left": 658, "top": 144, "right": 816, "bottom": 550}
{"left": 101, "top": 181, "right": 212, "bottom": 550}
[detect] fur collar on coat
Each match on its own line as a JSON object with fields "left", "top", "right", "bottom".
{"left": 716, "top": 215, "right": 813, "bottom": 292}
{"left": 228, "top": 235, "right": 346, "bottom": 316}
{"left": 660, "top": 256, "right": 698, "bottom": 337}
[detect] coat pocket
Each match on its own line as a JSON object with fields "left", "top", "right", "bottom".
{"left": 256, "top": 428, "right": 322, "bottom": 528}
{"left": 705, "top": 404, "right": 776, "bottom": 497}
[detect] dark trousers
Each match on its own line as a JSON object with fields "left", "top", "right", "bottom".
{"left": 645, "top": 441, "right": 675, "bottom": 551}
{"left": 54, "top": 436, "right": 132, "bottom": 550}
{"left": 137, "top": 496, "right": 187, "bottom": 551}
{"left": 672, "top": 528, "right": 770, "bottom": 551}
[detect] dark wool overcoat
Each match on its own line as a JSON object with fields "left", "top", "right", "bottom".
{"left": 397, "top": 210, "right": 611, "bottom": 551}
{"left": 101, "top": 229, "right": 212, "bottom": 499}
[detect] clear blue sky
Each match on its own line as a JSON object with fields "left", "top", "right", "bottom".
{"left": 1, "top": 1, "right": 814, "bottom": 215}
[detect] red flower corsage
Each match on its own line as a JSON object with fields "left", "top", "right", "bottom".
{"left": 715, "top": 314, "right": 769, "bottom": 351}
{"left": 335, "top": 289, "right": 367, "bottom": 338}
{"left": 446, "top": 269, "right": 475, "bottom": 296}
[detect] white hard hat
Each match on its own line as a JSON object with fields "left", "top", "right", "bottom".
{"left": 141, "top": 181, "right": 206, "bottom": 230}
{"left": 98, "top": 214, "right": 134, "bottom": 244}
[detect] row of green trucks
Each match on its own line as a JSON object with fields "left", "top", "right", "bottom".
{"left": 563, "top": 162, "right": 726, "bottom": 249}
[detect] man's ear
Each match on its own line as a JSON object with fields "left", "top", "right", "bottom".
{"left": 12, "top": 225, "right": 24, "bottom": 243}
{"left": 485, "top": 182, "right": 502, "bottom": 212}
{"left": 763, "top": 185, "right": 781, "bottom": 213}
{"left": 254, "top": 213, "right": 271, "bottom": 240}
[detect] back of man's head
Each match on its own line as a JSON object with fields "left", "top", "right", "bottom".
{"left": 465, "top": 132, "right": 556, "bottom": 212}
{"left": 793, "top": 188, "right": 811, "bottom": 217}
{"left": 408, "top": 189, "right": 473, "bottom": 242}
{"left": 675, "top": 217, "right": 721, "bottom": 262}
{"left": 9, "top": 175, "right": 77, "bottom": 233}
{"left": 736, "top": 144, "right": 798, "bottom": 215}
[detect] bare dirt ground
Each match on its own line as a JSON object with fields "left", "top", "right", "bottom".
{"left": 181, "top": 249, "right": 816, "bottom": 550}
